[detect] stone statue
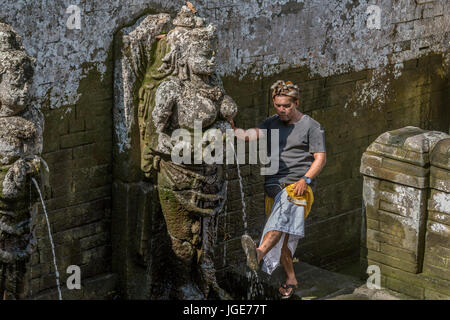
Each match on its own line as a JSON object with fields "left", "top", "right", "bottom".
{"left": 137, "top": 5, "right": 237, "bottom": 299}
{"left": 0, "top": 22, "right": 44, "bottom": 299}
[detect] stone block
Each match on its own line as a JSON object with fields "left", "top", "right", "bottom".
{"left": 379, "top": 243, "right": 417, "bottom": 264}
{"left": 44, "top": 149, "right": 73, "bottom": 164}
{"left": 364, "top": 126, "right": 449, "bottom": 167}
{"left": 426, "top": 221, "right": 450, "bottom": 240}
{"left": 424, "top": 229, "right": 450, "bottom": 252}
{"left": 366, "top": 233, "right": 380, "bottom": 252}
{"left": 427, "top": 189, "right": 450, "bottom": 215}
{"left": 422, "top": 263, "right": 450, "bottom": 282}
{"left": 423, "top": 250, "right": 448, "bottom": 269}
{"left": 361, "top": 127, "right": 450, "bottom": 279}
{"left": 60, "top": 131, "right": 97, "bottom": 149}
{"left": 430, "top": 166, "right": 450, "bottom": 193}
{"left": 379, "top": 182, "right": 426, "bottom": 219}
{"left": 34, "top": 273, "right": 117, "bottom": 300}
{"left": 424, "top": 288, "right": 450, "bottom": 300}
{"left": 367, "top": 229, "right": 407, "bottom": 253}
{"left": 80, "top": 232, "right": 110, "bottom": 251}
{"left": 81, "top": 245, "right": 111, "bottom": 265}
{"left": 384, "top": 275, "right": 425, "bottom": 299}
{"left": 367, "top": 218, "right": 379, "bottom": 231}
{"left": 368, "top": 259, "right": 450, "bottom": 298}
{"left": 430, "top": 138, "right": 450, "bottom": 171}
{"left": 361, "top": 153, "right": 428, "bottom": 188}
{"left": 367, "top": 250, "right": 419, "bottom": 273}
{"left": 69, "top": 114, "right": 85, "bottom": 133}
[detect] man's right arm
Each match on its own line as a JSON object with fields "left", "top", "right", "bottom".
{"left": 229, "top": 119, "right": 265, "bottom": 141}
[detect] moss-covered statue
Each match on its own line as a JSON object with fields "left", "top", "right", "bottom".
{"left": 0, "top": 22, "right": 44, "bottom": 299}
{"left": 137, "top": 5, "right": 237, "bottom": 299}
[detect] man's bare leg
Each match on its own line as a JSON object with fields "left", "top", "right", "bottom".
{"left": 279, "top": 234, "right": 298, "bottom": 296}
{"left": 255, "top": 230, "right": 282, "bottom": 263}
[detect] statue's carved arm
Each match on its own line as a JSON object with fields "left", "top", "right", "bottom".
{"left": 219, "top": 94, "right": 238, "bottom": 122}
{"left": 152, "top": 80, "right": 182, "bottom": 155}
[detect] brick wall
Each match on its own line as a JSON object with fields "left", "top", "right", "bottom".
{"left": 29, "top": 67, "right": 116, "bottom": 299}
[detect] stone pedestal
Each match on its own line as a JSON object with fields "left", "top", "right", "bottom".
{"left": 360, "top": 126, "right": 450, "bottom": 299}
{"left": 423, "top": 138, "right": 450, "bottom": 281}
{"left": 361, "top": 127, "right": 447, "bottom": 273}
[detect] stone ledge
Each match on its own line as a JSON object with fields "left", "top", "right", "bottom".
{"left": 367, "top": 259, "right": 450, "bottom": 299}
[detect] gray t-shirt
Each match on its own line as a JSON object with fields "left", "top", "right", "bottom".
{"left": 258, "top": 114, "right": 326, "bottom": 193}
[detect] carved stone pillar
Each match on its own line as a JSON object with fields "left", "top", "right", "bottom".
{"left": 360, "top": 127, "right": 449, "bottom": 274}
{"left": 423, "top": 138, "right": 450, "bottom": 281}
{"left": 112, "top": 5, "right": 236, "bottom": 300}
{"left": 0, "top": 22, "right": 43, "bottom": 300}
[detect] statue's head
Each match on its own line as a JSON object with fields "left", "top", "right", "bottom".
{"left": 185, "top": 25, "right": 217, "bottom": 76}
{"left": 160, "top": 5, "right": 218, "bottom": 80}
{"left": 0, "top": 23, "right": 34, "bottom": 117}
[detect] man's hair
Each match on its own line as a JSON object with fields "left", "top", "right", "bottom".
{"left": 271, "top": 80, "right": 299, "bottom": 103}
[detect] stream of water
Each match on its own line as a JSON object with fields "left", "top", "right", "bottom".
{"left": 228, "top": 142, "right": 248, "bottom": 234}
{"left": 31, "top": 177, "right": 63, "bottom": 300}
{"left": 227, "top": 140, "right": 264, "bottom": 299}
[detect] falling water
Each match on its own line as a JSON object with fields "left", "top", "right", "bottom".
{"left": 227, "top": 140, "right": 264, "bottom": 299}
{"left": 246, "top": 270, "right": 265, "bottom": 300}
{"left": 28, "top": 182, "right": 35, "bottom": 298}
{"left": 223, "top": 205, "right": 227, "bottom": 267}
{"left": 227, "top": 142, "right": 248, "bottom": 234}
{"left": 31, "top": 177, "right": 63, "bottom": 300}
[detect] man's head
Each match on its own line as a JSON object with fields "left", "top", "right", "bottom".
{"left": 271, "top": 80, "right": 299, "bottom": 123}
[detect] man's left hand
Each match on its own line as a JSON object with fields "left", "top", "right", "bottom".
{"left": 294, "top": 178, "right": 307, "bottom": 196}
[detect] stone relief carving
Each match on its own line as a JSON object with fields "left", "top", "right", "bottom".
{"left": 0, "top": 22, "right": 44, "bottom": 300}
{"left": 143, "top": 5, "right": 237, "bottom": 300}
{"left": 115, "top": 4, "right": 237, "bottom": 299}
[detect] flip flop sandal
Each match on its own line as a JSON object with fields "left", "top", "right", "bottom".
{"left": 241, "top": 234, "right": 259, "bottom": 272}
{"left": 279, "top": 283, "right": 298, "bottom": 300}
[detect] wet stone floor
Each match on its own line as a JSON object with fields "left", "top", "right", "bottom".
{"left": 223, "top": 261, "right": 412, "bottom": 300}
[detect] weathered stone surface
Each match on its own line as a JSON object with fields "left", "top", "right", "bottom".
{"left": 430, "top": 138, "right": 450, "bottom": 171}
{"left": 368, "top": 259, "right": 450, "bottom": 299}
{"left": 423, "top": 139, "right": 450, "bottom": 283}
{"left": 361, "top": 127, "right": 450, "bottom": 188}
{"left": 362, "top": 126, "right": 450, "bottom": 298}
{"left": 34, "top": 273, "right": 117, "bottom": 300}
{"left": 365, "top": 127, "right": 448, "bottom": 167}
{"left": 0, "top": 22, "right": 44, "bottom": 300}
{"left": 362, "top": 180, "right": 427, "bottom": 271}
{"left": 0, "top": 0, "right": 445, "bottom": 300}
{"left": 430, "top": 166, "right": 450, "bottom": 193}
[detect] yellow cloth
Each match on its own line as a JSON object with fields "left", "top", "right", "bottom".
{"left": 264, "top": 183, "right": 314, "bottom": 219}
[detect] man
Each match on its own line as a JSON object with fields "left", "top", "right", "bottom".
{"left": 230, "top": 80, "right": 326, "bottom": 299}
